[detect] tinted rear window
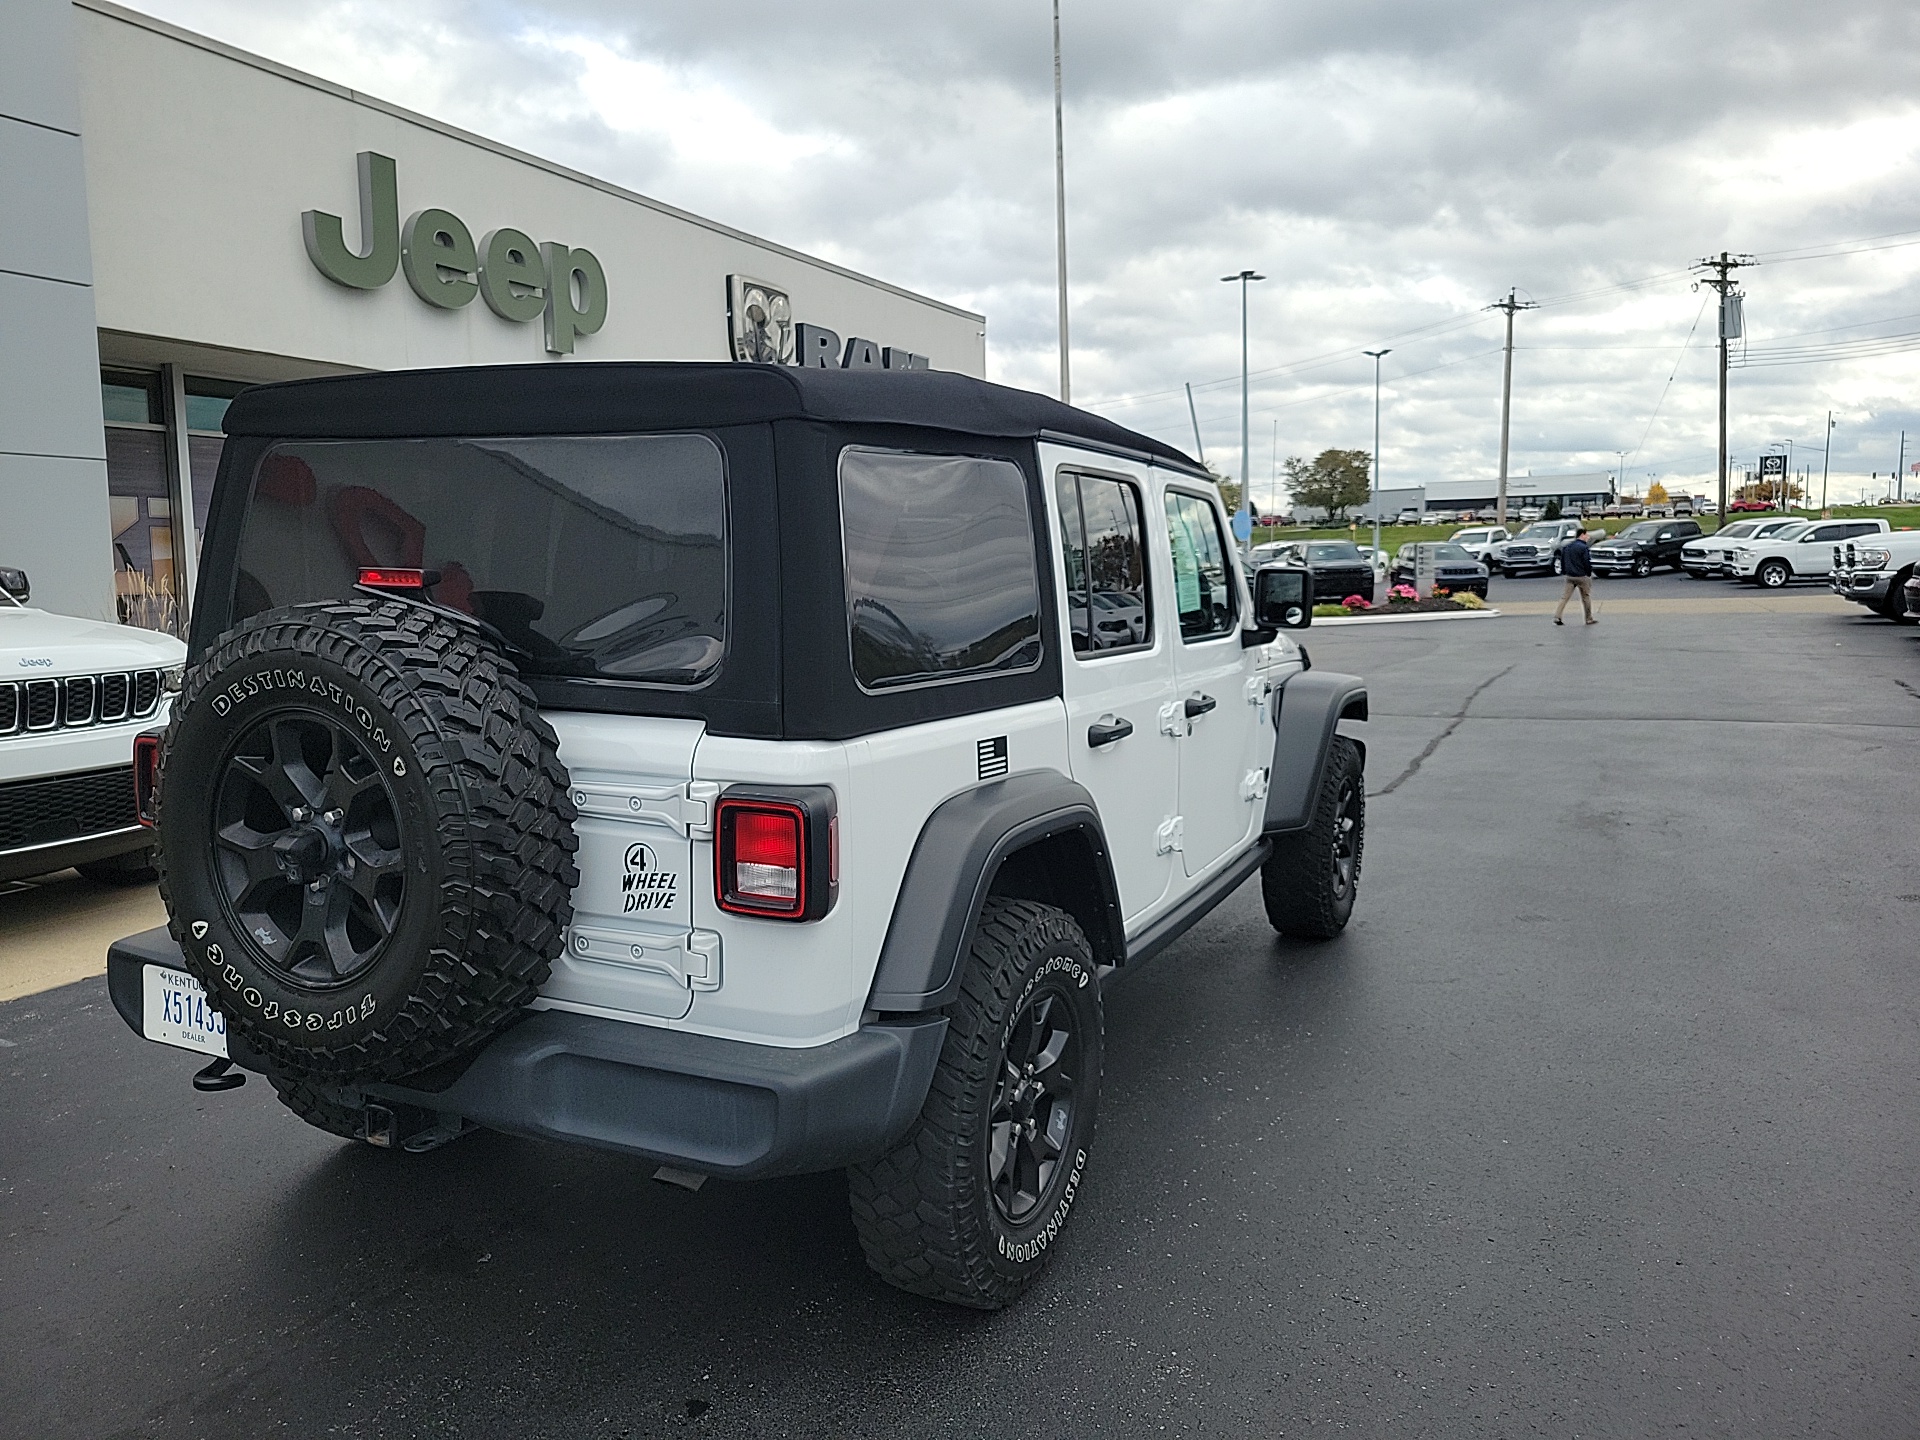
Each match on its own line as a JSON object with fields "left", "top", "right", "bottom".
{"left": 234, "top": 434, "right": 727, "bottom": 685}
{"left": 840, "top": 448, "right": 1042, "bottom": 691}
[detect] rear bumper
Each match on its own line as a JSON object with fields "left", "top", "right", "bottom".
{"left": 106, "top": 926, "right": 947, "bottom": 1179}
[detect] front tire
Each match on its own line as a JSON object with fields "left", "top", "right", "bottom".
{"left": 1262, "top": 736, "right": 1365, "bottom": 939}
{"left": 1551, "top": 554, "right": 1565, "bottom": 576}
{"left": 1632, "top": 556, "right": 1653, "bottom": 577}
{"left": 1757, "top": 559, "right": 1791, "bottom": 588}
{"left": 848, "top": 897, "right": 1102, "bottom": 1309}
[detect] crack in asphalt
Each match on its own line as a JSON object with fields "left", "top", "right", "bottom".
{"left": 1371, "top": 665, "right": 1513, "bottom": 797}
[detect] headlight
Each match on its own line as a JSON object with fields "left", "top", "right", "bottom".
{"left": 1857, "top": 548, "right": 1891, "bottom": 568}
{"left": 161, "top": 664, "right": 185, "bottom": 694}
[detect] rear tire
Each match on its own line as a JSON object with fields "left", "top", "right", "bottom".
{"left": 1262, "top": 736, "right": 1365, "bottom": 940}
{"left": 848, "top": 897, "right": 1102, "bottom": 1309}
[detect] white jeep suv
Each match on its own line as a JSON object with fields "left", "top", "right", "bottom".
{"left": 108, "top": 363, "right": 1369, "bottom": 1310}
{"left": 0, "top": 567, "right": 184, "bottom": 883}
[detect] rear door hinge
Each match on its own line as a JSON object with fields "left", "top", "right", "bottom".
{"left": 1159, "top": 701, "right": 1187, "bottom": 738}
{"left": 1241, "top": 767, "right": 1270, "bottom": 802}
{"left": 567, "top": 779, "right": 718, "bottom": 838}
{"left": 1155, "top": 815, "right": 1184, "bottom": 854}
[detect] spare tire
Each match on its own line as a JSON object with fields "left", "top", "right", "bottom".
{"left": 156, "top": 598, "right": 578, "bottom": 1081}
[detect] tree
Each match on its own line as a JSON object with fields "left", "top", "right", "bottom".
{"left": 1208, "top": 468, "right": 1243, "bottom": 516}
{"left": 1646, "top": 481, "right": 1669, "bottom": 505}
{"left": 1284, "top": 449, "right": 1372, "bottom": 522}
{"left": 1543, "top": 499, "right": 1562, "bottom": 520}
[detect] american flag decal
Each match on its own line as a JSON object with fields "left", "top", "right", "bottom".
{"left": 976, "top": 736, "right": 1009, "bottom": 780}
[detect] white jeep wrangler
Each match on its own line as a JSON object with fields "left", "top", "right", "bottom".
{"left": 108, "top": 363, "right": 1367, "bottom": 1309}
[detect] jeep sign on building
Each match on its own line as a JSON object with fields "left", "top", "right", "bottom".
{"left": 1, "top": 0, "right": 986, "bottom": 627}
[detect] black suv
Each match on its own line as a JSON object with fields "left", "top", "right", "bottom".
{"left": 1389, "top": 542, "right": 1490, "bottom": 598}
{"left": 1261, "top": 539, "right": 1376, "bottom": 603}
{"left": 1589, "top": 520, "right": 1701, "bottom": 577}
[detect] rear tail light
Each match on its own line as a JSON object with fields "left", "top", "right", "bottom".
{"left": 715, "top": 789, "right": 837, "bottom": 921}
{"left": 358, "top": 567, "right": 429, "bottom": 589}
{"left": 134, "top": 732, "right": 162, "bottom": 827}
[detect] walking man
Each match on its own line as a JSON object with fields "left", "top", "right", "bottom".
{"left": 1554, "top": 527, "right": 1596, "bottom": 625}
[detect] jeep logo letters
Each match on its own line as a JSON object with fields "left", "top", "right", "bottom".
{"left": 303, "top": 152, "right": 608, "bottom": 355}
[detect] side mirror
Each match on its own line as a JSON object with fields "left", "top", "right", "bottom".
{"left": 1253, "top": 564, "right": 1311, "bottom": 631}
{"left": 0, "top": 567, "right": 27, "bottom": 604}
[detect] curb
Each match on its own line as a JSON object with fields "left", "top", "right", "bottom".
{"left": 1313, "top": 608, "right": 1503, "bottom": 627}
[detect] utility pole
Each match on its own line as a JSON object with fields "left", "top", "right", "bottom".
{"left": 1615, "top": 449, "right": 1627, "bottom": 503}
{"left": 1900, "top": 430, "right": 1907, "bottom": 503}
{"left": 1222, "top": 270, "right": 1265, "bottom": 559}
{"left": 1692, "top": 251, "right": 1754, "bottom": 528}
{"left": 1364, "top": 349, "right": 1391, "bottom": 563}
{"left": 1488, "top": 289, "right": 1537, "bottom": 527}
{"left": 1051, "top": 0, "right": 1070, "bottom": 405}
{"left": 1184, "top": 382, "right": 1205, "bottom": 463}
{"left": 1821, "top": 411, "right": 1835, "bottom": 511}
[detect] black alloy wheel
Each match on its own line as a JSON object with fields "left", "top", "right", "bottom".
{"left": 212, "top": 710, "right": 406, "bottom": 989}
{"left": 1330, "top": 769, "right": 1360, "bottom": 904}
{"left": 988, "top": 985, "right": 1084, "bottom": 1226}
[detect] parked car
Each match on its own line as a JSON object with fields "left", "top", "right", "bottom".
{"left": 1449, "top": 525, "right": 1511, "bottom": 572}
{"left": 106, "top": 359, "right": 1365, "bottom": 1311}
{"left": 1726, "top": 498, "right": 1776, "bottom": 513}
{"left": 1589, "top": 519, "right": 1702, "bottom": 576}
{"left": 1259, "top": 540, "right": 1377, "bottom": 602}
{"left": 1672, "top": 496, "right": 1695, "bottom": 516}
{"left": 1517, "top": 506, "right": 1543, "bottom": 522}
{"left": 1390, "top": 543, "right": 1490, "bottom": 598}
{"left": 1427, "top": 509, "right": 1458, "bottom": 524}
{"left": 1394, "top": 509, "right": 1421, "bottom": 525}
{"left": 0, "top": 567, "right": 186, "bottom": 883}
{"left": 1830, "top": 532, "right": 1920, "bottom": 622}
{"left": 1679, "top": 517, "right": 1799, "bottom": 578}
{"left": 1731, "top": 517, "right": 1890, "bottom": 587}
{"left": 1500, "top": 520, "right": 1585, "bottom": 576}
{"left": 1356, "top": 546, "right": 1392, "bottom": 590}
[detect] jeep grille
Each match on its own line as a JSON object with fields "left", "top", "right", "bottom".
{"left": 0, "top": 670, "right": 162, "bottom": 738}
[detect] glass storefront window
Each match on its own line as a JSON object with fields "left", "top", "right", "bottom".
{"left": 101, "top": 370, "right": 160, "bottom": 426}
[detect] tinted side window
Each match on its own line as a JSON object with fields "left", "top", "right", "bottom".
{"left": 1163, "top": 490, "right": 1238, "bottom": 641}
{"left": 1056, "top": 471, "right": 1153, "bottom": 655}
{"left": 841, "top": 448, "right": 1042, "bottom": 691}
{"left": 1847, "top": 522, "right": 1882, "bottom": 538}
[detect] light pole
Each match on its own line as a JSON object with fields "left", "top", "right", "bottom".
{"left": 1222, "top": 270, "right": 1265, "bottom": 557}
{"left": 1615, "top": 450, "right": 1627, "bottom": 502}
{"left": 1051, "top": 0, "right": 1070, "bottom": 404}
{"left": 1821, "top": 411, "right": 1835, "bottom": 511}
{"left": 1364, "top": 348, "right": 1391, "bottom": 565}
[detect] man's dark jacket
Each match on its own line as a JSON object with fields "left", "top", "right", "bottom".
{"left": 1560, "top": 538, "right": 1593, "bottom": 577}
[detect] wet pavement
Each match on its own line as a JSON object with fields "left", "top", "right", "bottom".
{"left": 4, "top": 579, "right": 1917, "bottom": 1438}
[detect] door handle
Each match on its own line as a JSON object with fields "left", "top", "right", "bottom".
{"left": 1183, "top": 694, "right": 1217, "bottom": 719}
{"left": 1087, "top": 715, "right": 1134, "bottom": 747}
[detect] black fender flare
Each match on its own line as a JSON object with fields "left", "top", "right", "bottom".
{"left": 1264, "top": 670, "right": 1367, "bottom": 834}
{"left": 866, "top": 770, "right": 1125, "bottom": 1013}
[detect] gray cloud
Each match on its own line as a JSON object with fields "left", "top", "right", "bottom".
{"left": 135, "top": 0, "right": 1920, "bottom": 500}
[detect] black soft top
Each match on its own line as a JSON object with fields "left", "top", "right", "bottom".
{"left": 223, "top": 361, "right": 1202, "bottom": 472}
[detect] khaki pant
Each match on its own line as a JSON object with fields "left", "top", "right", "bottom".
{"left": 1555, "top": 576, "right": 1593, "bottom": 622}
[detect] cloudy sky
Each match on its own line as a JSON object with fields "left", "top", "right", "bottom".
{"left": 138, "top": 0, "right": 1920, "bottom": 505}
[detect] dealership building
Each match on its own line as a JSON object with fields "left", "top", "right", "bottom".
{"left": 3, "top": 0, "right": 987, "bottom": 626}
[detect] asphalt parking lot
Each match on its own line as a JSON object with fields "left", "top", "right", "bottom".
{"left": 5, "top": 578, "right": 1917, "bottom": 1439}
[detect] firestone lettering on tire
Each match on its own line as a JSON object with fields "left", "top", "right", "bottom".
{"left": 206, "top": 667, "right": 391, "bottom": 755}
{"left": 996, "top": 1148, "right": 1088, "bottom": 1264}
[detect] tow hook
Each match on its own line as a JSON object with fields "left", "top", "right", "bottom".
{"left": 192, "top": 1057, "right": 246, "bottom": 1093}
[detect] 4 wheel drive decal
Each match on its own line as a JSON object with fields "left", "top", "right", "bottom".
{"left": 207, "top": 667, "right": 393, "bottom": 755}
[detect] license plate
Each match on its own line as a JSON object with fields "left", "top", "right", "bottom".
{"left": 141, "top": 964, "right": 229, "bottom": 1058}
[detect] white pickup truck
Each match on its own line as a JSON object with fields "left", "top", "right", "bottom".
{"left": 0, "top": 566, "right": 185, "bottom": 883}
{"left": 1829, "top": 530, "right": 1920, "bottom": 622}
